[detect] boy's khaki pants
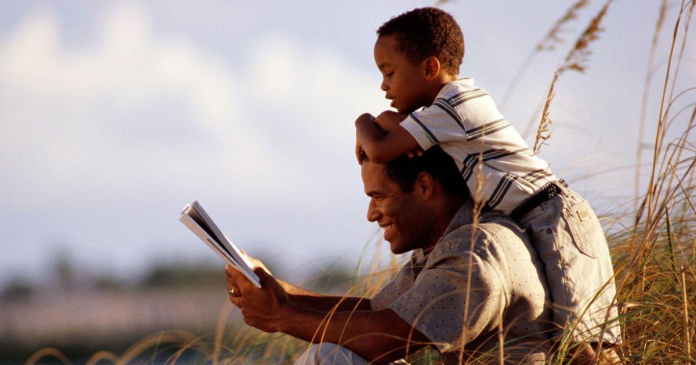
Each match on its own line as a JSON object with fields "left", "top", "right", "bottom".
{"left": 517, "top": 182, "right": 621, "bottom": 344}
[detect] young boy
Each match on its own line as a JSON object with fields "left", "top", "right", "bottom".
{"left": 355, "top": 7, "right": 621, "bottom": 353}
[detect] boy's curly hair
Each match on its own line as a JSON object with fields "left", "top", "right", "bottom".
{"left": 377, "top": 7, "right": 464, "bottom": 75}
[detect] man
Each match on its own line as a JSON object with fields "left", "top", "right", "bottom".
{"left": 226, "top": 147, "right": 554, "bottom": 364}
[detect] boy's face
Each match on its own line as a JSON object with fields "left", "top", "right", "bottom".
{"left": 374, "top": 35, "right": 430, "bottom": 114}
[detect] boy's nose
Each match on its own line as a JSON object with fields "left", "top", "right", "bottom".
{"left": 380, "top": 79, "right": 388, "bottom": 91}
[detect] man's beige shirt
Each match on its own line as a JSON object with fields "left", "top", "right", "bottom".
{"left": 371, "top": 200, "right": 553, "bottom": 364}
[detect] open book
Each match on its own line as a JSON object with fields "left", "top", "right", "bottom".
{"left": 179, "top": 201, "right": 262, "bottom": 288}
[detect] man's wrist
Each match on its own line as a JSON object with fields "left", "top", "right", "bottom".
{"left": 274, "top": 301, "right": 296, "bottom": 334}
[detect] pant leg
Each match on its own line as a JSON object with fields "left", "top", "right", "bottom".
{"left": 518, "top": 185, "right": 621, "bottom": 344}
{"left": 293, "top": 343, "right": 410, "bottom": 365}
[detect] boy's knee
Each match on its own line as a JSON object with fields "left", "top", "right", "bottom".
{"left": 294, "top": 343, "right": 341, "bottom": 365}
{"left": 294, "top": 343, "right": 369, "bottom": 365}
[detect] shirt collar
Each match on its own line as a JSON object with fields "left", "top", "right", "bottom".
{"left": 409, "top": 199, "right": 477, "bottom": 265}
{"left": 441, "top": 199, "right": 477, "bottom": 237}
{"left": 458, "top": 77, "right": 474, "bottom": 85}
{"left": 434, "top": 78, "right": 475, "bottom": 99}
{"left": 410, "top": 248, "right": 426, "bottom": 268}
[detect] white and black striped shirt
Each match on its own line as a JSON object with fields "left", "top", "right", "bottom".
{"left": 401, "top": 78, "right": 557, "bottom": 214}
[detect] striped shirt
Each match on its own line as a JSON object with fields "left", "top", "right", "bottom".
{"left": 400, "top": 78, "right": 557, "bottom": 214}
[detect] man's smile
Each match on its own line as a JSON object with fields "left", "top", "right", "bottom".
{"left": 381, "top": 223, "right": 395, "bottom": 241}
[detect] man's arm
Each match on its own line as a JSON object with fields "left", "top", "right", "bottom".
{"left": 237, "top": 257, "right": 371, "bottom": 312}
{"left": 277, "top": 303, "right": 429, "bottom": 363}
{"left": 228, "top": 267, "right": 429, "bottom": 364}
{"left": 355, "top": 113, "right": 420, "bottom": 164}
{"left": 279, "top": 279, "right": 371, "bottom": 312}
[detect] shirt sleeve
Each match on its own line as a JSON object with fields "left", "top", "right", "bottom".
{"left": 387, "top": 243, "right": 507, "bottom": 352}
{"left": 400, "top": 102, "right": 468, "bottom": 151}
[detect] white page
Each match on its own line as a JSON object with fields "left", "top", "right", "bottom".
{"left": 180, "top": 202, "right": 261, "bottom": 288}
{"left": 189, "top": 201, "right": 259, "bottom": 276}
{"left": 180, "top": 213, "right": 238, "bottom": 266}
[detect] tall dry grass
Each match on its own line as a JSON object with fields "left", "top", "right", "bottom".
{"left": 23, "top": 1, "right": 696, "bottom": 364}
{"left": 614, "top": 1, "right": 696, "bottom": 363}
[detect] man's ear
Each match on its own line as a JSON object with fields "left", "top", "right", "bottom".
{"left": 423, "top": 56, "right": 441, "bottom": 80}
{"left": 415, "top": 172, "right": 435, "bottom": 200}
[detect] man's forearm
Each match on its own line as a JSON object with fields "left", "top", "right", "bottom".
{"left": 280, "top": 280, "right": 371, "bottom": 312}
{"left": 228, "top": 266, "right": 405, "bottom": 362}
{"left": 289, "top": 293, "right": 371, "bottom": 312}
{"left": 275, "top": 304, "right": 427, "bottom": 364}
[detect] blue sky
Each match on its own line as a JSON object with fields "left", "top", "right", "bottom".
{"left": 0, "top": 1, "right": 693, "bottom": 286}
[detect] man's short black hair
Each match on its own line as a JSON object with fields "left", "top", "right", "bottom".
{"left": 377, "top": 7, "right": 464, "bottom": 75}
{"left": 373, "top": 147, "right": 469, "bottom": 198}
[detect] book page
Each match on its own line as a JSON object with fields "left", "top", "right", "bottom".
{"left": 180, "top": 202, "right": 261, "bottom": 288}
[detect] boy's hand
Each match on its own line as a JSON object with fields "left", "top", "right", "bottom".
{"left": 405, "top": 148, "right": 424, "bottom": 158}
{"left": 355, "top": 136, "right": 363, "bottom": 164}
{"left": 356, "top": 111, "right": 421, "bottom": 163}
{"left": 374, "top": 111, "right": 406, "bottom": 133}
{"left": 355, "top": 113, "right": 375, "bottom": 164}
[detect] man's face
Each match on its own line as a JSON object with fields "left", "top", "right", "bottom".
{"left": 374, "top": 35, "right": 429, "bottom": 114}
{"left": 361, "top": 162, "right": 429, "bottom": 254}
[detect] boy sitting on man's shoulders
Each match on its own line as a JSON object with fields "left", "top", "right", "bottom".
{"left": 355, "top": 7, "right": 622, "bottom": 362}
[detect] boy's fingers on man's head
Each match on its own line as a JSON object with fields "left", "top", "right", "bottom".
{"left": 406, "top": 149, "right": 423, "bottom": 158}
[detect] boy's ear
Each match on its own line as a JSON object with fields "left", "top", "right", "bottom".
{"left": 423, "top": 56, "right": 441, "bottom": 80}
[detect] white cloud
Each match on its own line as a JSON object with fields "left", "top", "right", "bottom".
{"left": 0, "top": 2, "right": 384, "bottom": 275}
{"left": 0, "top": 3, "right": 296, "bottom": 203}
{"left": 0, "top": 3, "right": 389, "bottom": 204}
